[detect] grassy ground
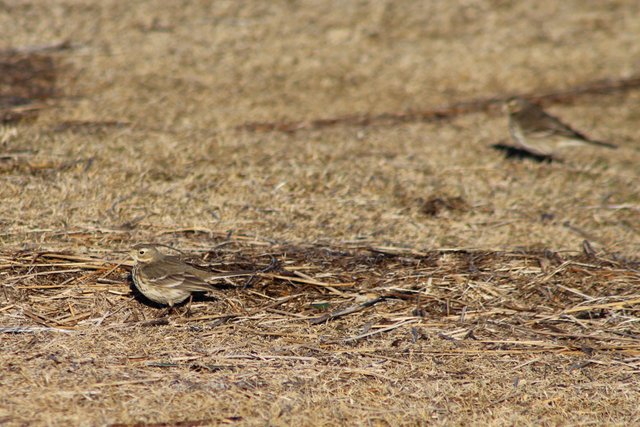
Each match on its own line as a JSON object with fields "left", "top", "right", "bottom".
{"left": 1, "top": 1, "right": 640, "bottom": 425}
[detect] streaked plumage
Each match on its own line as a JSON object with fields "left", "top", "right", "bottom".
{"left": 130, "top": 244, "right": 248, "bottom": 307}
{"left": 505, "top": 97, "right": 616, "bottom": 157}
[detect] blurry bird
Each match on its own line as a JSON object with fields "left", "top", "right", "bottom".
{"left": 130, "top": 244, "right": 252, "bottom": 309}
{"left": 504, "top": 97, "right": 616, "bottom": 157}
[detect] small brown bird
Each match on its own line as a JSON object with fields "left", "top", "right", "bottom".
{"left": 505, "top": 97, "right": 616, "bottom": 157}
{"left": 130, "top": 244, "right": 251, "bottom": 308}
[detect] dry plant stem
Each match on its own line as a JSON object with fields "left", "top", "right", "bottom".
{"left": 332, "top": 319, "right": 420, "bottom": 344}
{"left": 310, "top": 297, "right": 387, "bottom": 324}
{"left": 0, "top": 326, "right": 75, "bottom": 334}
{"left": 259, "top": 272, "right": 355, "bottom": 288}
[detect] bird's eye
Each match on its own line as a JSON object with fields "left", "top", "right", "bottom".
{"left": 139, "top": 250, "right": 145, "bottom": 255}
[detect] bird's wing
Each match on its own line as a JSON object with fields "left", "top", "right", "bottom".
{"left": 518, "top": 104, "right": 584, "bottom": 139}
{"left": 519, "top": 104, "right": 616, "bottom": 148}
{"left": 162, "top": 256, "right": 255, "bottom": 283}
{"left": 148, "top": 272, "right": 213, "bottom": 292}
{"left": 139, "top": 261, "right": 213, "bottom": 292}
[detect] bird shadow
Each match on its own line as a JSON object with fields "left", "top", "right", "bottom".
{"left": 491, "top": 142, "right": 555, "bottom": 163}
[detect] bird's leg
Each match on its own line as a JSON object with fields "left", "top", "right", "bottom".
{"left": 160, "top": 305, "right": 174, "bottom": 318}
{"left": 183, "top": 295, "right": 194, "bottom": 317}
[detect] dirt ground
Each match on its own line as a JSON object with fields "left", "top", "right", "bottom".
{"left": 1, "top": 1, "right": 640, "bottom": 426}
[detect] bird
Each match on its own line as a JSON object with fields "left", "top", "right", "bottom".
{"left": 504, "top": 97, "right": 616, "bottom": 157}
{"left": 129, "top": 243, "right": 252, "bottom": 309}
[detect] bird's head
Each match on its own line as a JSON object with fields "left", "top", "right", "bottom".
{"left": 130, "top": 244, "right": 163, "bottom": 263}
{"left": 504, "top": 97, "right": 528, "bottom": 114}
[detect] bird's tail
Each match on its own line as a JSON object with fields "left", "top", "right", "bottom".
{"left": 584, "top": 138, "right": 618, "bottom": 149}
{"left": 572, "top": 128, "right": 618, "bottom": 149}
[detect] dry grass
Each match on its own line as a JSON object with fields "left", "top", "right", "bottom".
{"left": 1, "top": 0, "right": 640, "bottom": 425}
{"left": 2, "top": 241, "right": 640, "bottom": 426}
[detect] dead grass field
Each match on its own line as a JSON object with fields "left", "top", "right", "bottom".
{"left": 1, "top": 1, "right": 640, "bottom": 425}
